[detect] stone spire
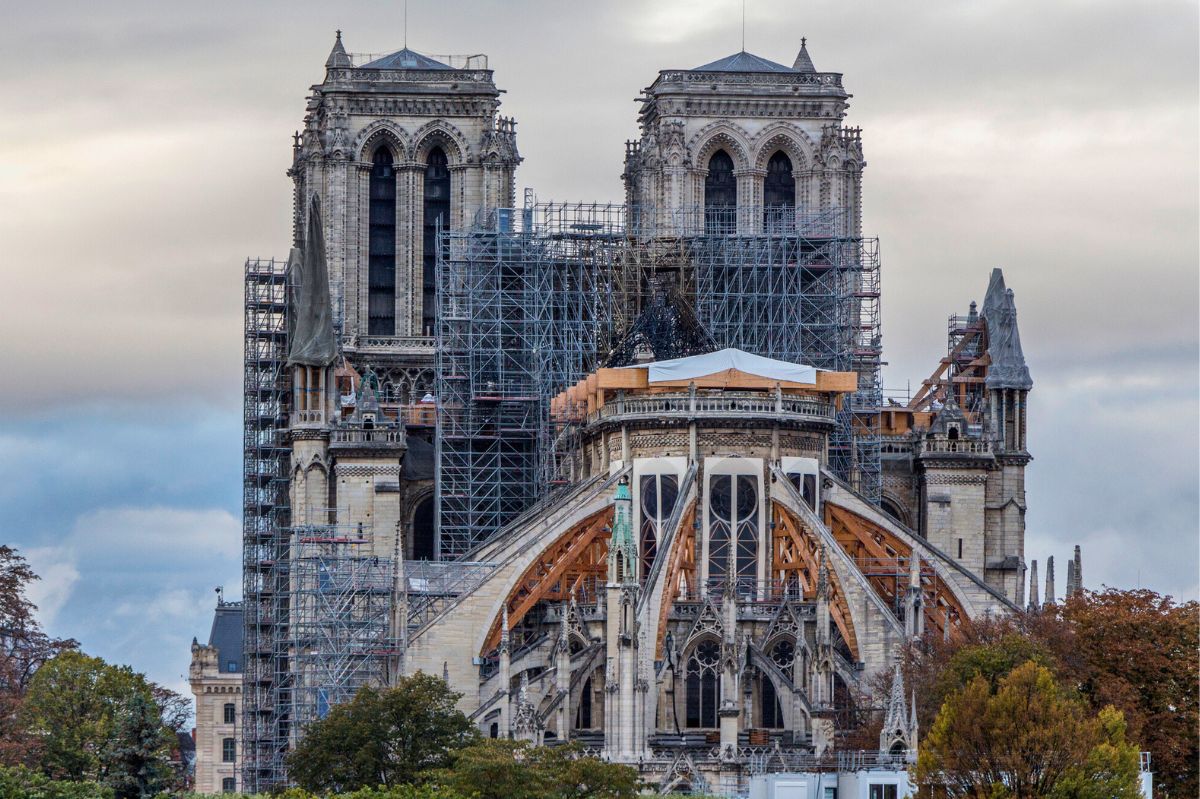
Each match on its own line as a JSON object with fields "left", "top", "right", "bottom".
{"left": 1073, "top": 545, "right": 1083, "bottom": 595}
{"left": 981, "top": 268, "right": 1033, "bottom": 391}
{"left": 879, "top": 662, "right": 916, "bottom": 761}
{"left": 499, "top": 605, "right": 510, "bottom": 654}
{"left": 607, "top": 478, "right": 637, "bottom": 585}
{"left": 905, "top": 552, "right": 924, "bottom": 638}
{"left": 1066, "top": 559, "right": 1077, "bottom": 597}
{"left": 325, "top": 30, "right": 352, "bottom": 70}
{"left": 557, "top": 600, "right": 570, "bottom": 649}
{"left": 792, "top": 37, "right": 816, "bottom": 72}
{"left": 1027, "top": 559, "right": 1040, "bottom": 611}
{"left": 1045, "top": 555, "right": 1055, "bottom": 606}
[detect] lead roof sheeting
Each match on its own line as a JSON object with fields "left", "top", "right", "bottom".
{"left": 691, "top": 51, "right": 797, "bottom": 73}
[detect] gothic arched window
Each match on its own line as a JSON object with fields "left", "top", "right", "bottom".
{"left": 761, "top": 674, "right": 784, "bottom": 728}
{"left": 685, "top": 639, "right": 721, "bottom": 728}
{"left": 412, "top": 496, "right": 436, "bottom": 561}
{"left": 704, "top": 150, "right": 736, "bottom": 233}
{"left": 763, "top": 151, "right": 795, "bottom": 232}
{"left": 422, "top": 147, "right": 451, "bottom": 336}
{"left": 639, "top": 473, "right": 679, "bottom": 579}
{"left": 368, "top": 147, "right": 397, "bottom": 335}
{"left": 707, "top": 475, "right": 758, "bottom": 593}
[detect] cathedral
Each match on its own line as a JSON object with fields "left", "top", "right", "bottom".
{"left": 237, "top": 32, "right": 1036, "bottom": 794}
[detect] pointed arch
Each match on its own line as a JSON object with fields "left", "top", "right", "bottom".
{"left": 355, "top": 120, "right": 410, "bottom": 162}
{"left": 412, "top": 121, "right": 469, "bottom": 165}
{"left": 690, "top": 122, "right": 752, "bottom": 172}
{"left": 752, "top": 127, "right": 813, "bottom": 172}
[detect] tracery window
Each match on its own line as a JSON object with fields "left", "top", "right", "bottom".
{"left": 704, "top": 150, "right": 736, "bottom": 233}
{"left": 685, "top": 639, "right": 721, "bottom": 728}
{"left": 368, "top": 147, "right": 397, "bottom": 335}
{"left": 763, "top": 151, "right": 795, "bottom": 232}
{"left": 707, "top": 475, "right": 758, "bottom": 593}
{"left": 639, "top": 473, "right": 679, "bottom": 578}
{"left": 770, "top": 639, "right": 796, "bottom": 681}
{"left": 422, "top": 147, "right": 450, "bottom": 336}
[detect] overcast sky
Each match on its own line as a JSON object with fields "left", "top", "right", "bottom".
{"left": 2, "top": 0, "right": 1196, "bottom": 697}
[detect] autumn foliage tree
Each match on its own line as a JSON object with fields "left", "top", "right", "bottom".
{"left": 896, "top": 588, "right": 1197, "bottom": 798}
{"left": 915, "top": 661, "right": 1140, "bottom": 798}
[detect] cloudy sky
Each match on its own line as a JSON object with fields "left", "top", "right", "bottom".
{"left": 2, "top": 0, "right": 1196, "bottom": 697}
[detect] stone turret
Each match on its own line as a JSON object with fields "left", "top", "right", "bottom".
{"left": 1027, "top": 559, "right": 1040, "bottom": 611}
{"left": 879, "top": 663, "right": 917, "bottom": 762}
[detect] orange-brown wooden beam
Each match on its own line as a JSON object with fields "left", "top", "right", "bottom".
{"left": 654, "top": 501, "right": 698, "bottom": 659}
{"left": 771, "top": 502, "right": 860, "bottom": 660}
{"left": 480, "top": 507, "right": 613, "bottom": 655}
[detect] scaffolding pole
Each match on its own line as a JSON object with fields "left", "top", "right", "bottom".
{"left": 435, "top": 203, "right": 883, "bottom": 556}
{"left": 241, "top": 257, "right": 291, "bottom": 791}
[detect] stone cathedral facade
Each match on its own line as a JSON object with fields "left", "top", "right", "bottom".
{"left": 242, "top": 33, "right": 1036, "bottom": 793}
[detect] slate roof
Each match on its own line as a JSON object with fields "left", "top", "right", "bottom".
{"left": 208, "top": 603, "right": 244, "bottom": 675}
{"left": 361, "top": 48, "right": 453, "bottom": 70}
{"left": 692, "top": 51, "right": 797, "bottom": 73}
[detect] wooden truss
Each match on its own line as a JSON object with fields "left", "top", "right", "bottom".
{"left": 654, "top": 500, "right": 698, "bottom": 658}
{"left": 770, "top": 502, "right": 860, "bottom": 660}
{"left": 824, "top": 503, "right": 967, "bottom": 635}
{"left": 908, "top": 318, "right": 990, "bottom": 412}
{"left": 481, "top": 507, "right": 613, "bottom": 655}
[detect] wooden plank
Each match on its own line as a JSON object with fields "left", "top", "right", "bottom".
{"left": 596, "top": 367, "right": 647, "bottom": 390}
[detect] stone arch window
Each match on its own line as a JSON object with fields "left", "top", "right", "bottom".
{"left": 411, "top": 495, "right": 436, "bottom": 560}
{"left": 704, "top": 150, "right": 737, "bottom": 233}
{"left": 685, "top": 638, "right": 721, "bottom": 728}
{"left": 707, "top": 475, "right": 758, "bottom": 593}
{"left": 880, "top": 497, "right": 909, "bottom": 528}
{"left": 763, "top": 152, "right": 795, "bottom": 233}
{"left": 422, "top": 147, "right": 451, "bottom": 336}
{"left": 575, "top": 676, "right": 593, "bottom": 729}
{"left": 760, "top": 671, "right": 784, "bottom": 728}
{"left": 368, "top": 147, "right": 397, "bottom": 335}
{"left": 639, "top": 473, "right": 679, "bottom": 578}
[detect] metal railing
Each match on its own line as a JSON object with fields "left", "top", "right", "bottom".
{"left": 589, "top": 392, "right": 834, "bottom": 425}
{"left": 919, "top": 438, "right": 992, "bottom": 455}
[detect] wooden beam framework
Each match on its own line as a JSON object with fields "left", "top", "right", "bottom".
{"left": 654, "top": 500, "right": 698, "bottom": 658}
{"left": 771, "top": 502, "right": 860, "bottom": 660}
{"left": 824, "top": 503, "right": 967, "bottom": 635}
{"left": 481, "top": 507, "right": 613, "bottom": 655}
{"left": 908, "top": 321, "right": 990, "bottom": 412}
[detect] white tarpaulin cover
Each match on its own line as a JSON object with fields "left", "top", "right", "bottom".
{"left": 631, "top": 348, "right": 817, "bottom": 384}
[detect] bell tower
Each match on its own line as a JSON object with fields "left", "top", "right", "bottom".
{"left": 290, "top": 32, "right": 520, "bottom": 392}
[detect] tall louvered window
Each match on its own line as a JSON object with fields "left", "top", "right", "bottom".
{"left": 422, "top": 147, "right": 450, "bottom": 335}
{"left": 368, "top": 148, "right": 397, "bottom": 335}
{"left": 704, "top": 150, "right": 736, "bottom": 233}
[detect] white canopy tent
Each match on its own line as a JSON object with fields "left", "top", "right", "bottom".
{"left": 626, "top": 348, "right": 818, "bottom": 385}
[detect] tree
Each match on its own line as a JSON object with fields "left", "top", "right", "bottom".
{"left": 432, "top": 740, "right": 640, "bottom": 799}
{"left": 286, "top": 673, "right": 478, "bottom": 793}
{"left": 1049, "top": 706, "right": 1142, "bottom": 799}
{"left": 915, "top": 661, "right": 1140, "bottom": 798}
{"left": 19, "top": 651, "right": 172, "bottom": 790}
{"left": 0, "top": 546, "right": 76, "bottom": 766}
{"left": 103, "top": 691, "right": 173, "bottom": 799}
{"left": 1049, "top": 589, "right": 1197, "bottom": 799}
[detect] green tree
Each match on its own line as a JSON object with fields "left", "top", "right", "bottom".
{"left": 433, "top": 739, "right": 640, "bottom": 799}
{"left": 286, "top": 673, "right": 477, "bottom": 793}
{"left": 0, "top": 546, "right": 76, "bottom": 766}
{"left": 103, "top": 691, "right": 172, "bottom": 799}
{"left": 915, "top": 661, "right": 1140, "bottom": 798}
{"left": 19, "top": 651, "right": 171, "bottom": 790}
{"left": 0, "top": 764, "right": 113, "bottom": 799}
{"left": 1049, "top": 706, "right": 1141, "bottom": 799}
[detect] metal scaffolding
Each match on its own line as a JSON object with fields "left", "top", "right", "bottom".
{"left": 435, "top": 204, "right": 617, "bottom": 558}
{"left": 288, "top": 523, "right": 399, "bottom": 729}
{"left": 241, "top": 257, "right": 291, "bottom": 790}
{"left": 435, "top": 203, "right": 883, "bottom": 556}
